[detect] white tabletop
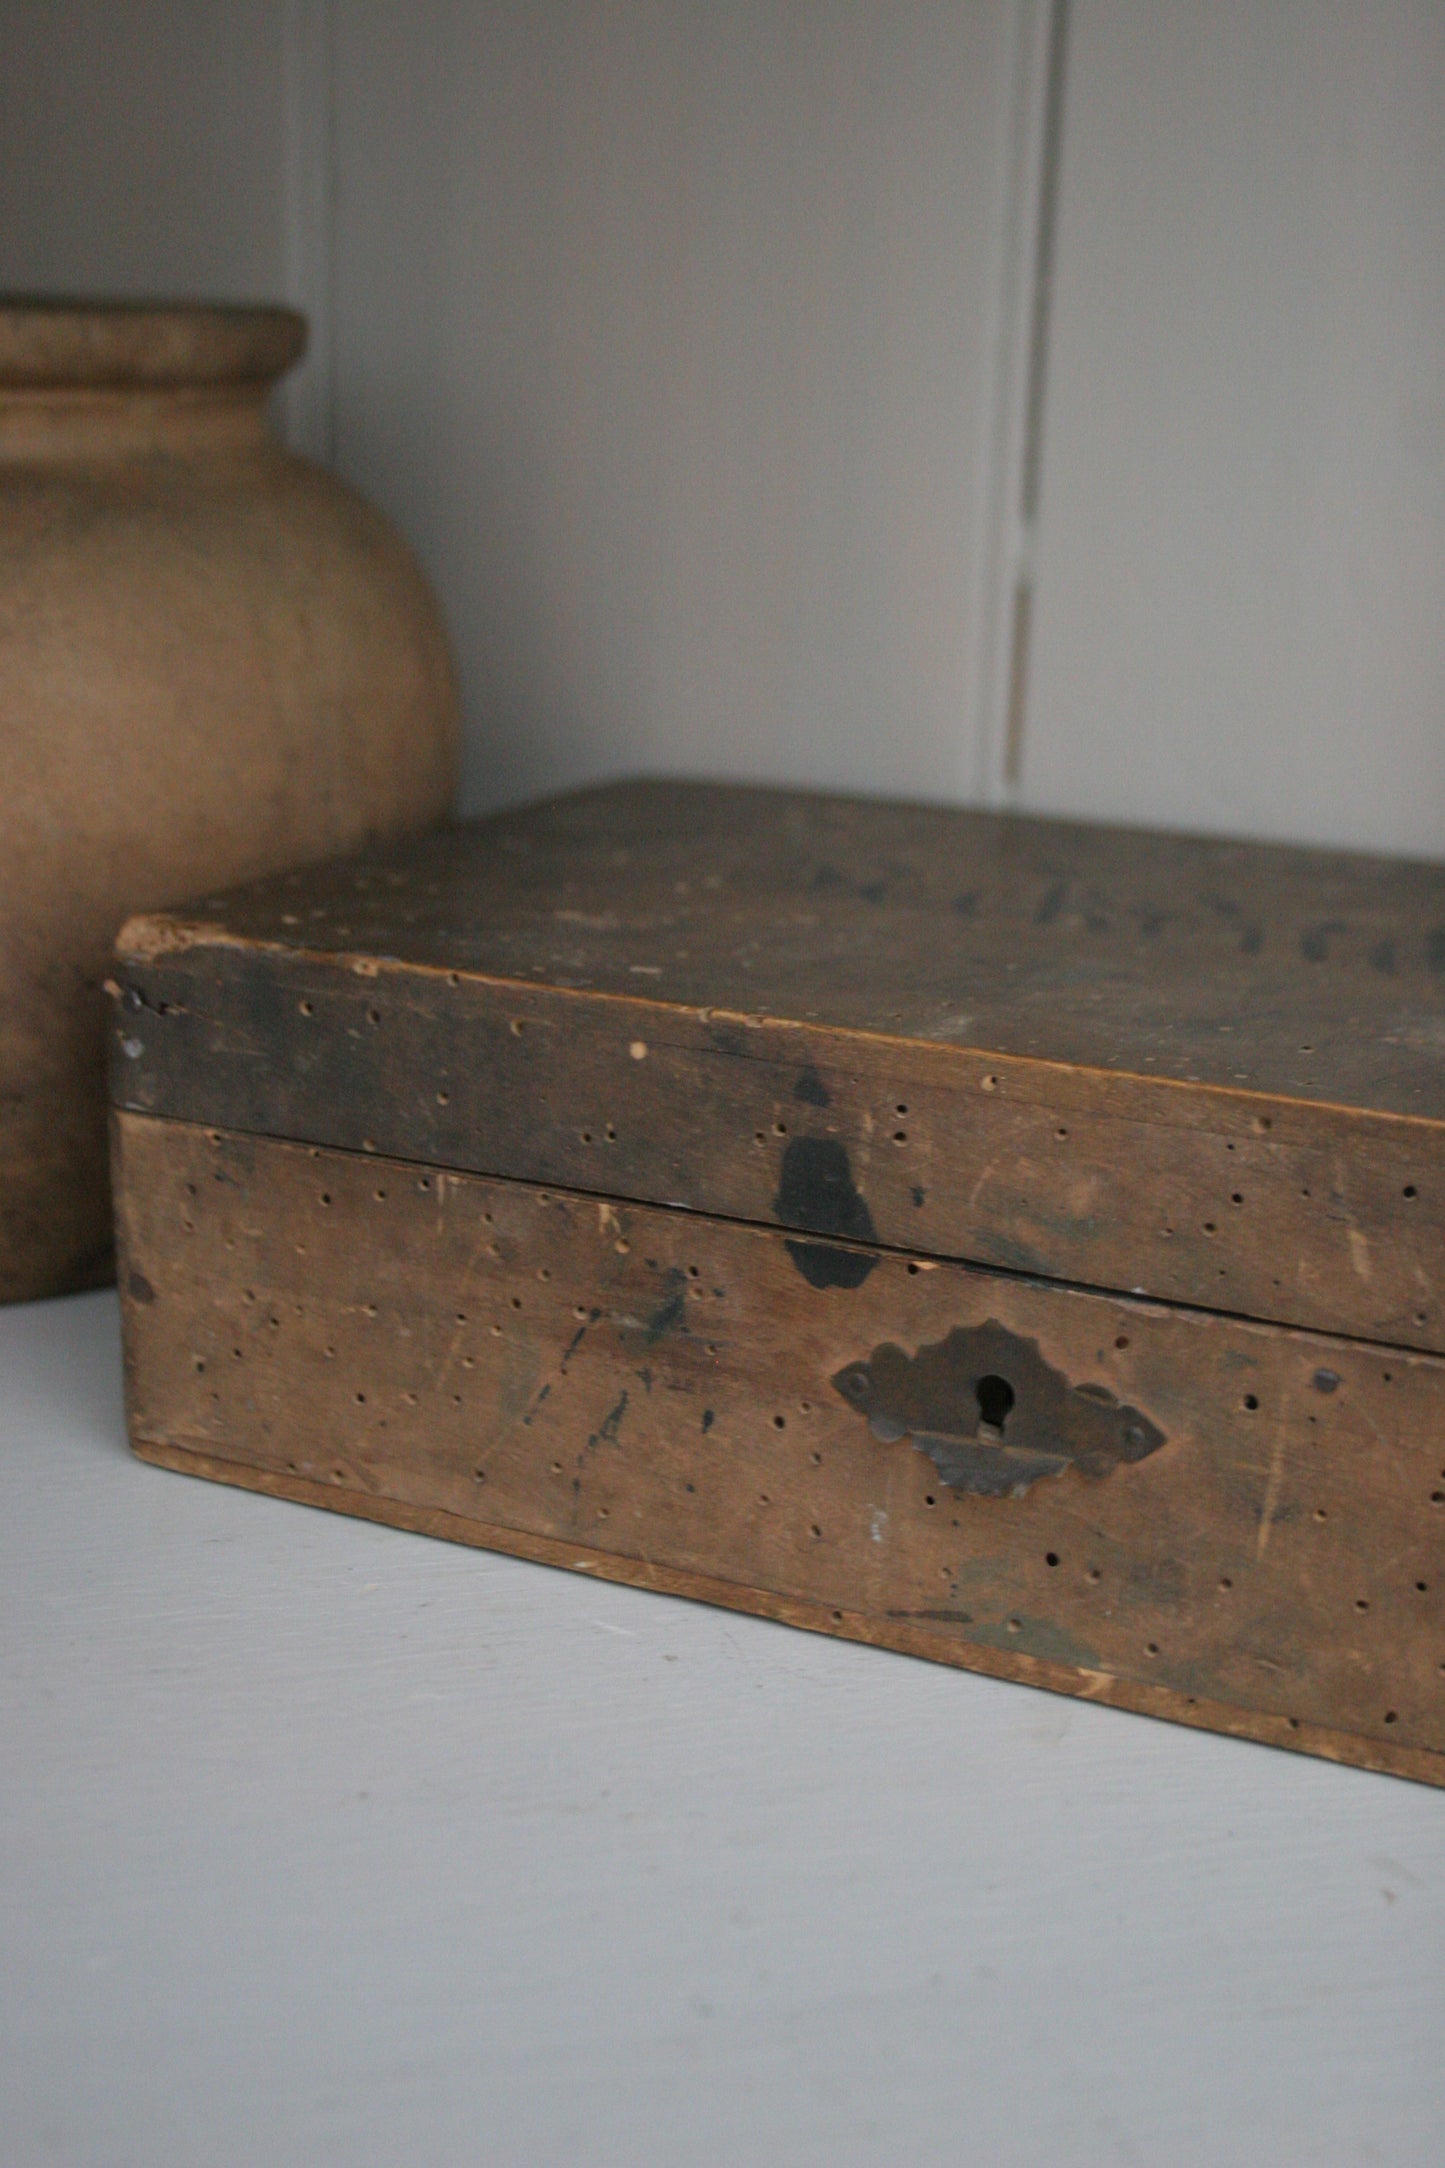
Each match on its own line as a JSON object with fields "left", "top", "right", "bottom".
{"left": 3, "top": 1289, "right": 1442, "bottom": 2168}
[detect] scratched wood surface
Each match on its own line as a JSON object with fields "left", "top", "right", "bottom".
{"left": 111, "top": 781, "right": 1445, "bottom": 1353}
{"left": 117, "top": 778, "right": 1445, "bottom": 1108}
{"left": 114, "top": 1112, "right": 1445, "bottom": 1785}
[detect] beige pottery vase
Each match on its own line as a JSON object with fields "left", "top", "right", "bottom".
{"left": 0, "top": 300, "right": 459, "bottom": 1302}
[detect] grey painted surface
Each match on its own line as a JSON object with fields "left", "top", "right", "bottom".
{"left": 328, "top": 1, "right": 1025, "bottom": 813}
{"left": 0, "top": 0, "right": 287, "bottom": 304}
{"left": 3, "top": 1290, "right": 1444, "bottom": 2168}
{"left": 1023, "top": 0, "right": 1445, "bottom": 853}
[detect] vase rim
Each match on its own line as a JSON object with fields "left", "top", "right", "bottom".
{"left": 0, "top": 300, "right": 306, "bottom": 389}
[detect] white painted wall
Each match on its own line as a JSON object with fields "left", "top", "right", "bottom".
{"left": 0, "top": 0, "right": 288, "bottom": 303}
{"left": 326, "top": 1, "right": 1029, "bottom": 812}
{"left": 1, "top": 2, "right": 1443, "bottom": 853}
{"left": 0, "top": 0, "right": 1053, "bottom": 815}
{"left": 1023, "top": 0, "right": 1445, "bottom": 853}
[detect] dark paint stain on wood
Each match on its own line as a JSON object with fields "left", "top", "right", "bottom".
{"left": 1213, "top": 893, "right": 1265, "bottom": 953}
{"left": 793, "top": 1064, "right": 830, "bottom": 1107}
{"left": 974, "top": 1228, "right": 1052, "bottom": 1278}
{"left": 1034, "top": 878, "right": 1067, "bottom": 926}
{"left": 1301, "top": 921, "right": 1348, "bottom": 964}
{"left": 587, "top": 1390, "right": 629, "bottom": 1453}
{"left": 1132, "top": 904, "right": 1173, "bottom": 939}
{"left": 775, "top": 1137, "right": 875, "bottom": 1243}
{"left": 643, "top": 1268, "right": 688, "bottom": 1343}
{"left": 887, "top": 1606, "right": 975, "bottom": 1625}
{"left": 785, "top": 1238, "right": 876, "bottom": 1291}
{"left": 1122, "top": 1554, "right": 1187, "bottom": 1607}
{"left": 809, "top": 861, "right": 893, "bottom": 907}
{"left": 774, "top": 1136, "right": 878, "bottom": 1289}
{"left": 1204, "top": 893, "right": 1256, "bottom": 953}
{"left": 560, "top": 1311, "right": 601, "bottom": 1372}
{"left": 966, "top": 1614, "right": 1103, "bottom": 1669}
{"left": 1313, "top": 1367, "right": 1341, "bottom": 1394}
{"left": 126, "top": 1269, "right": 157, "bottom": 1305}
{"left": 833, "top": 1320, "right": 1166, "bottom": 1498}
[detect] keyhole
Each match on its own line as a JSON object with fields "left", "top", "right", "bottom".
{"left": 975, "top": 1374, "right": 1015, "bottom": 1437}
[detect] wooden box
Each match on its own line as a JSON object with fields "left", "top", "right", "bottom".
{"left": 110, "top": 782, "right": 1445, "bottom": 1784}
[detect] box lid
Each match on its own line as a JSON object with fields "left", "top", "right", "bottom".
{"left": 112, "top": 779, "right": 1445, "bottom": 1352}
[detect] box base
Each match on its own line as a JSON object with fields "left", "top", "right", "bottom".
{"left": 132, "top": 1433, "right": 1445, "bottom": 1785}
{"left": 117, "top": 1111, "right": 1445, "bottom": 1787}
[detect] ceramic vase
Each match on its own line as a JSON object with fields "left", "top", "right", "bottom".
{"left": 0, "top": 300, "right": 459, "bottom": 1301}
